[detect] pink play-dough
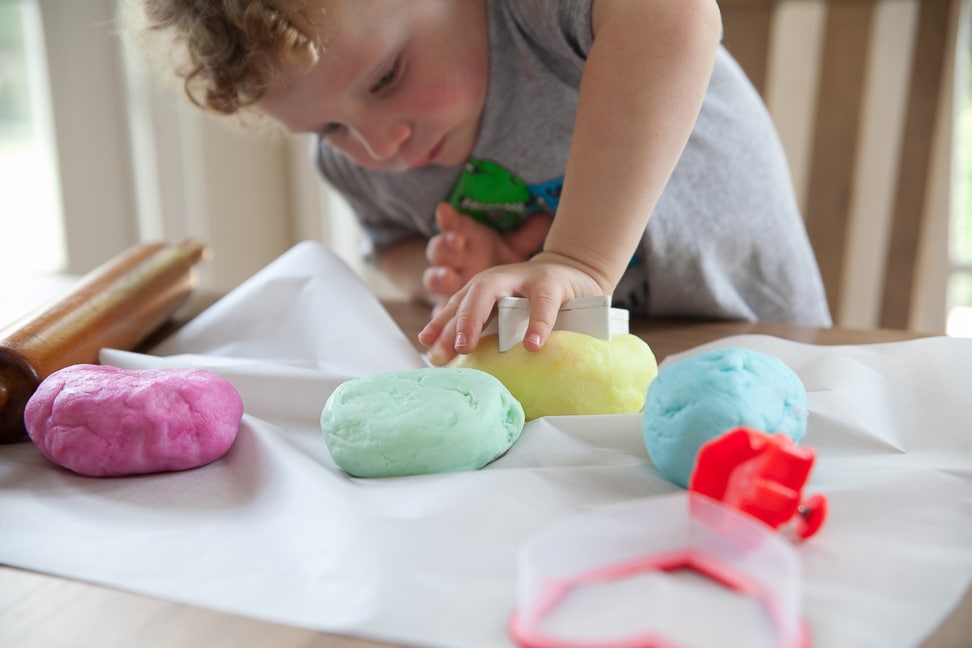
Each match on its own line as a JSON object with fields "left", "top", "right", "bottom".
{"left": 24, "top": 364, "right": 244, "bottom": 477}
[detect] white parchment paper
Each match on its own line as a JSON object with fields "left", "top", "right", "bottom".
{"left": 2, "top": 242, "right": 970, "bottom": 648}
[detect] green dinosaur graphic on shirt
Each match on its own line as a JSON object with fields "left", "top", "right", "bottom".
{"left": 448, "top": 159, "right": 536, "bottom": 231}
{"left": 447, "top": 157, "right": 641, "bottom": 269}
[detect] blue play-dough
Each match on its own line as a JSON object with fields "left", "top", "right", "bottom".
{"left": 642, "top": 347, "right": 808, "bottom": 487}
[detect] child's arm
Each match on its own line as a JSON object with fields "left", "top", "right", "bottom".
{"left": 420, "top": 0, "right": 722, "bottom": 365}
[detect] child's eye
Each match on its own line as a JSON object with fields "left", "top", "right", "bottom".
{"left": 370, "top": 59, "right": 400, "bottom": 94}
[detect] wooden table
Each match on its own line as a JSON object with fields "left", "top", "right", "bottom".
{"left": 2, "top": 298, "right": 969, "bottom": 648}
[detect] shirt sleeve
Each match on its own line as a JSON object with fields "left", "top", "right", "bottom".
{"left": 505, "top": 0, "right": 594, "bottom": 61}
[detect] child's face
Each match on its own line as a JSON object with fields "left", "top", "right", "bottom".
{"left": 260, "top": 0, "right": 489, "bottom": 171}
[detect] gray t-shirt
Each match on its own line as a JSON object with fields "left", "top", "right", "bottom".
{"left": 315, "top": 0, "right": 832, "bottom": 326}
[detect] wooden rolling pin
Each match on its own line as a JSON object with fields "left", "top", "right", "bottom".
{"left": 0, "top": 239, "right": 208, "bottom": 444}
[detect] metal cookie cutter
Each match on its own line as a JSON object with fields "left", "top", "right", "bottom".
{"left": 482, "top": 295, "right": 630, "bottom": 352}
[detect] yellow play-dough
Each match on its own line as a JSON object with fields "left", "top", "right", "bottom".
{"left": 449, "top": 331, "right": 658, "bottom": 420}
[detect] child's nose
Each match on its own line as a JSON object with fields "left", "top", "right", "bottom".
{"left": 353, "top": 118, "right": 411, "bottom": 161}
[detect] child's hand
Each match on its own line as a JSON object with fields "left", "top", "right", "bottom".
{"left": 418, "top": 252, "right": 604, "bottom": 366}
{"left": 423, "top": 202, "right": 551, "bottom": 302}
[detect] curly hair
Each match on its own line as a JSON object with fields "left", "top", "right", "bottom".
{"left": 135, "top": 0, "right": 321, "bottom": 115}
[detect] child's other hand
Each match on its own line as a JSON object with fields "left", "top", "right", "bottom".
{"left": 418, "top": 253, "right": 604, "bottom": 366}
{"left": 422, "top": 202, "right": 551, "bottom": 302}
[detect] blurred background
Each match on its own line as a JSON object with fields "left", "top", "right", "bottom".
{"left": 0, "top": 0, "right": 969, "bottom": 334}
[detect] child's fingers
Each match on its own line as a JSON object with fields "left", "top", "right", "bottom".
{"left": 437, "top": 202, "right": 495, "bottom": 242}
{"left": 426, "top": 232, "right": 464, "bottom": 270}
{"left": 430, "top": 300, "right": 448, "bottom": 318}
{"left": 451, "top": 278, "right": 518, "bottom": 355}
{"left": 418, "top": 310, "right": 446, "bottom": 348}
{"left": 422, "top": 310, "right": 461, "bottom": 366}
{"left": 422, "top": 265, "right": 463, "bottom": 298}
{"left": 434, "top": 202, "right": 463, "bottom": 232}
{"left": 418, "top": 289, "right": 463, "bottom": 350}
{"left": 522, "top": 290, "right": 561, "bottom": 351}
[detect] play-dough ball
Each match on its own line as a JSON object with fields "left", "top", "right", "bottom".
{"left": 642, "top": 347, "right": 808, "bottom": 487}
{"left": 25, "top": 364, "right": 244, "bottom": 477}
{"left": 320, "top": 367, "right": 524, "bottom": 478}
{"left": 449, "top": 331, "right": 657, "bottom": 420}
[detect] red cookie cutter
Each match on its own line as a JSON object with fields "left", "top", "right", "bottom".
{"left": 688, "top": 427, "right": 828, "bottom": 540}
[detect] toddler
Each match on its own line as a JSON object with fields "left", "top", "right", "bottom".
{"left": 134, "top": 0, "right": 831, "bottom": 365}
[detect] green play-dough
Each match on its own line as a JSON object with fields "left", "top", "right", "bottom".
{"left": 321, "top": 367, "right": 525, "bottom": 477}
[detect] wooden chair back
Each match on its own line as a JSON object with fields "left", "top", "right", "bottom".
{"left": 719, "top": 0, "right": 962, "bottom": 330}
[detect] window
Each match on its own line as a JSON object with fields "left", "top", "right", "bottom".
{"left": 947, "top": 31, "right": 972, "bottom": 337}
{"left": 0, "top": 0, "right": 64, "bottom": 276}
{"left": 1, "top": 0, "right": 303, "bottom": 291}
